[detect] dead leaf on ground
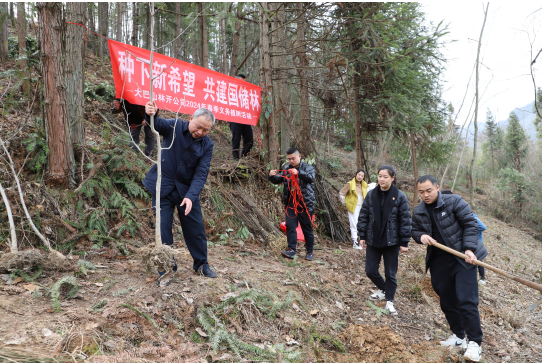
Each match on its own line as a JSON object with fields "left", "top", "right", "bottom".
{"left": 22, "top": 283, "right": 40, "bottom": 292}
{"left": 195, "top": 327, "right": 208, "bottom": 337}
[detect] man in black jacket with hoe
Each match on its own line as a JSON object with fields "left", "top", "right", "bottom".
{"left": 269, "top": 147, "right": 315, "bottom": 261}
{"left": 412, "top": 175, "right": 487, "bottom": 362}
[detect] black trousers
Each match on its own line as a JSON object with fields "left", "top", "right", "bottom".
{"left": 478, "top": 265, "right": 485, "bottom": 279}
{"left": 430, "top": 255, "right": 483, "bottom": 345}
{"left": 285, "top": 205, "right": 314, "bottom": 254}
{"left": 230, "top": 123, "right": 253, "bottom": 159}
{"left": 152, "top": 186, "right": 208, "bottom": 271}
{"left": 130, "top": 123, "right": 156, "bottom": 156}
{"left": 365, "top": 245, "right": 400, "bottom": 301}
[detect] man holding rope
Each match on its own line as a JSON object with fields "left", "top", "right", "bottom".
{"left": 269, "top": 147, "right": 315, "bottom": 261}
{"left": 412, "top": 175, "right": 488, "bottom": 362}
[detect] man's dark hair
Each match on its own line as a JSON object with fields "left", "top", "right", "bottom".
{"left": 286, "top": 147, "right": 299, "bottom": 155}
{"left": 378, "top": 165, "right": 397, "bottom": 185}
{"left": 237, "top": 73, "right": 246, "bottom": 79}
{"left": 416, "top": 175, "right": 438, "bottom": 186}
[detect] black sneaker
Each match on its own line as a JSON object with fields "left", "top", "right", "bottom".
{"left": 305, "top": 252, "right": 314, "bottom": 261}
{"left": 281, "top": 248, "right": 297, "bottom": 259}
{"left": 197, "top": 264, "right": 217, "bottom": 278}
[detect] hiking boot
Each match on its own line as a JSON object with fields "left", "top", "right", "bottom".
{"left": 478, "top": 279, "right": 487, "bottom": 286}
{"left": 463, "top": 341, "right": 482, "bottom": 362}
{"left": 281, "top": 248, "right": 297, "bottom": 259}
{"left": 439, "top": 334, "right": 467, "bottom": 348}
{"left": 197, "top": 264, "right": 217, "bottom": 278}
{"left": 385, "top": 301, "right": 398, "bottom": 315}
{"left": 369, "top": 289, "right": 385, "bottom": 301}
{"left": 353, "top": 241, "right": 363, "bottom": 250}
{"left": 305, "top": 252, "right": 314, "bottom": 261}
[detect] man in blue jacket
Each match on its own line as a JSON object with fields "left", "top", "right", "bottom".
{"left": 412, "top": 176, "right": 487, "bottom": 362}
{"left": 143, "top": 101, "right": 217, "bottom": 278}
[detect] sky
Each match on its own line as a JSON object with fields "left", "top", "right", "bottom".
{"left": 421, "top": 1, "right": 541, "bottom": 129}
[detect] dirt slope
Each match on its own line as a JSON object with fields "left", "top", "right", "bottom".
{"left": 0, "top": 213, "right": 540, "bottom": 362}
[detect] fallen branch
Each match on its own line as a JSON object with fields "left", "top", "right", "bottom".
{"left": 0, "top": 136, "right": 56, "bottom": 254}
{"left": 0, "top": 181, "right": 17, "bottom": 252}
{"left": 74, "top": 158, "right": 104, "bottom": 193}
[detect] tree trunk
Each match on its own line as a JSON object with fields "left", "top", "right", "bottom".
{"left": 17, "top": 2, "right": 29, "bottom": 94}
{"left": 37, "top": 2, "right": 75, "bottom": 188}
{"left": 295, "top": 3, "right": 313, "bottom": 156}
{"left": 175, "top": 2, "right": 181, "bottom": 59}
{"left": 272, "top": 3, "right": 289, "bottom": 155}
{"left": 144, "top": 4, "right": 151, "bottom": 49}
{"left": 66, "top": 2, "right": 86, "bottom": 147}
{"left": 258, "top": 3, "right": 269, "bottom": 161}
{"left": 470, "top": 3, "right": 489, "bottom": 207}
{"left": 410, "top": 132, "right": 418, "bottom": 206}
{"left": 98, "top": 2, "right": 108, "bottom": 59}
{"left": 229, "top": 3, "right": 242, "bottom": 76}
{"left": 87, "top": 3, "right": 96, "bottom": 55}
{"left": 0, "top": 3, "right": 8, "bottom": 62}
{"left": 221, "top": 15, "right": 227, "bottom": 74}
{"left": 198, "top": 3, "right": 208, "bottom": 68}
{"left": 9, "top": 1, "right": 14, "bottom": 26}
{"left": 130, "top": 2, "right": 137, "bottom": 46}
{"left": 116, "top": 2, "right": 122, "bottom": 42}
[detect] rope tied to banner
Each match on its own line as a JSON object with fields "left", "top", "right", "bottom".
{"left": 276, "top": 169, "right": 316, "bottom": 229}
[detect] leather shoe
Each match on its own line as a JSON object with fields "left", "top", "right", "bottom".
{"left": 197, "top": 264, "right": 217, "bottom": 278}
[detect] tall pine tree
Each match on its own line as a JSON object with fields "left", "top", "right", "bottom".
{"left": 504, "top": 111, "right": 527, "bottom": 173}
{"left": 483, "top": 108, "right": 499, "bottom": 174}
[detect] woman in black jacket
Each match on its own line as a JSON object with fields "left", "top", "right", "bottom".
{"left": 357, "top": 165, "right": 411, "bottom": 315}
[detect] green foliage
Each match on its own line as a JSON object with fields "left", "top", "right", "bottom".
{"left": 534, "top": 87, "right": 542, "bottom": 141}
{"left": 49, "top": 275, "right": 80, "bottom": 312}
{"left": 21, "top": 117, "right": 49, "bottom": 181}
{"left": 309, "top": 329, "right": 346, "bottom": 353}
{"left": 70, "top": 134, "right": 150, "bottom": 251}
{"left": 84, "top": 81, "right": 116, "bottom": 103}
{"left": 10, "top": 265, "right": 42, "bottom": 282}
{"left": 279, "top": 255, "right": 299, "bottom": 267}
{"left": 77, "top": 260, "right": 96, "bottom": 276}
{"left": 7, "top": 36, "right": 40, "bottom": 65}
{"left": 366, "top": 300, "right": 389, "bottom": 318}
{"left": 196, "top": 288, "right": 303, "bottom": 361}
{"left": 91, "top": 300, "right": 108, "bottom": 313}
{"left": 483, "top": 108, "right": 503, "bottom": 174}
{"left": 504, "top": 111, "right": 527, "bottom": 172}
{"left": 343, "top": 144, "right": 354, "bottom": 152}
{"left": 497, "top": 168, "right": 527, "bottom": 205}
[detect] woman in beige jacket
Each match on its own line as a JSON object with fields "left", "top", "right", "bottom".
{"left": 339, "top": 169, "right": 375, "bottom": 249}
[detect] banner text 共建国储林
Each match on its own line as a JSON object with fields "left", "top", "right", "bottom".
{"left": 108, "top": 40, "right": 262, "bottom": 126}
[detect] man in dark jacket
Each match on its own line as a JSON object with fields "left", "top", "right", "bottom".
{"left": 112, "top": 99, "right": 157, "bottom": 156}
{"left": 143, "top": 101, "right": 217, "bottom": 279}
{"left": 412, "top": 175, "right": 487, "bottom": 362}
{"left": 268, "top": 147, "right": 315, "bottom": 261}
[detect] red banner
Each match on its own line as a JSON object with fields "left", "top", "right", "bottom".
{"left": 108, "top": 40, "right": 261, "bottom": 125}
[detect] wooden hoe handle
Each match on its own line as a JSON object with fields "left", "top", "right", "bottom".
{"left": 431, "top": 241, "right": 542, "bottom": 292}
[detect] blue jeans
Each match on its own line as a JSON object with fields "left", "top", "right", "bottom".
{"left": 152, "top": 186, "right": 208, "bottom": 271}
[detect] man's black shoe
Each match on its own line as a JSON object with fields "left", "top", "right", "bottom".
{"left": 281, "top": 249, "right": 297, "bottom": 259}
{"left": 197, "top": 264, "right": 217, "bottom": 278}
{"left": 305, "top": 253, "right": 314, "bottom": 261}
